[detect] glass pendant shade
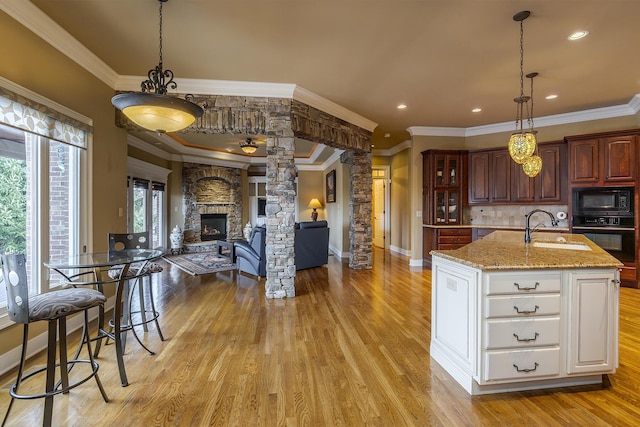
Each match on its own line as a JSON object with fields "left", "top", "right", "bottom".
{"left": 112, "top": 93, "right": 202, "bottom": 133}
{"left": 240, "top": 138, "right": 258, "bottom": 153}
{"left": 522, "top": 154, "right": 542, "bottom": 177}
{"left": 508, "top": 131, "right": 537, "bottom": 164}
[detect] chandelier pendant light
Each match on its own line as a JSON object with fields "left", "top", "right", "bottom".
{"left": 522, "top": 72, "right": 542, "bottom": 177}
{"left": 508, "top": 10, "right": 537, "bottom": 165}
{"left": 240, "top": 138, "right": 258, "bottom": 154}
{"left": 111, "top": 0, "right": 203, "bottom": 133}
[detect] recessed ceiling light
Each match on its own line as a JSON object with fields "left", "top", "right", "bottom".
{"left": 472, "top": 108, "right": 482, "bottom": 113}
{"left": 545, "top": 94, "right": 558, "bottom": 100}
{"left": 397, "top": 104, "right": 407, "bottom": 109}
{"left": 568, "top": 30, "right": 589, "bottom": 41}
{"left": 384, "top": 133, "right": 391, "bottom": 137}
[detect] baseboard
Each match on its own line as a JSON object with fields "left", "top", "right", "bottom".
{"left": 329, "top": 244, "right": 350, "bottom": 259}
{"left": 409, "top": 258, "right": 425, "bottom": 267}
{"left": 389, "top": 245, "right": 410, "bottom": 257}
{"left": 0, "top": 296, "right": 115, "bottom": 377}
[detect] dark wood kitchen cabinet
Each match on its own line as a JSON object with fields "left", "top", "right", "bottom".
{"left": 468, "top": 150, "right": 511, "bottom": 203}
{"left": 470, "top": 142, "right": 566, "bottom": 204}
{"left": 567, "top": 132, "right": 637, "bottom": 186}
{"left": 512, "top": 142, "right": 567, "bottom": 203}
{"left": 423, "top": 227, "right": 472, "bottom": 267}
{"left": 422, "top": 150, "right": 468, "bottom": 225}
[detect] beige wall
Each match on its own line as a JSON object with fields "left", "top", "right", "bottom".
{"left": 297, "top": 170, "right": 325, "bottom": 222}
{"left": 389, "top": 149, "right": 412, "bottom": 252}
{"left": 0, "top": 11, "right": 128, "bottom": 360}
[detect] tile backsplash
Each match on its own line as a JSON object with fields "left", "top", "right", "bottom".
{"left": 466, "top": 205, "right": 569, "bottom": 229}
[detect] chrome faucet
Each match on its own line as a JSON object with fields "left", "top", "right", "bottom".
{"left": 524, "top": 209, "right": 559, "bottom": 243}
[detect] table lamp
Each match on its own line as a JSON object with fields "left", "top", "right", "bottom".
{"left": 308, "top": 198, "right": 323, "bottom": 221}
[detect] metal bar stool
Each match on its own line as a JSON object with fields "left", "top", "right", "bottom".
{"left": 1, "top": 254, "right": 109, "bottom": 427}
{"left": 96, "top": 232, "right": 164, "bottom": 356}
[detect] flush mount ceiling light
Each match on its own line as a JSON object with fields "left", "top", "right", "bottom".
{"left": 240, "top": 138, "right": 258, "bottom": 154}
{"left": 508, "top": 11, "right": 538, "bottom": 169}
{"left": 568, "top": 30, "right": 589, "bottom": 41}
{"left": 111, "top": 0, "right": 203, "bottom": 133}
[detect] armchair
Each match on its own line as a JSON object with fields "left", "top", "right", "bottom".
{"left": 234, "top": 225, "right": 267, "bottom": 278}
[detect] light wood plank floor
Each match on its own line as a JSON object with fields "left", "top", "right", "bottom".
{"left": 2, "top": 248, "right": 640, "bottom": 426}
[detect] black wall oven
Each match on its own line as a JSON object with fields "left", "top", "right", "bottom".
{"left": 571, "top": 187, "right": 635, "bottom": 263}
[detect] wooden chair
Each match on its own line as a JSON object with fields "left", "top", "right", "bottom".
{"left": 1, "top": 254, "right": 109, "bottom": 427}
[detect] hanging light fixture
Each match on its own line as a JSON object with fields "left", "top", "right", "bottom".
{"left": 240, "top": 138, "right": 258, "bottom": 154}
{"left": 111, "top": 0, "right": 203, "bottom": 133}
{"left": 522, "top": 72, "right": 542, "bottom": 177}
{"left": 508, "top": 10, "right": 537, "bottom": 165}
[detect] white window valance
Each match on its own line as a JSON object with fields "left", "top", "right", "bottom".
{"left": 0, "top": 78, "right": 91, "bottom": 149}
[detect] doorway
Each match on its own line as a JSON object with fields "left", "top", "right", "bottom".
{"left": 372, "top": 166, "right": 390, "bottom": 249}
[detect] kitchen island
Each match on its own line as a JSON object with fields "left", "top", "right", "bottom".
{"left": 430, "top": 230, "right": 623, "bottom": 395}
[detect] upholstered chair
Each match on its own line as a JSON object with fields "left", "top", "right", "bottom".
{"left": 234, "top": 225, "right": 267, "bottom": 278}
{"left": 1, "top": 254, "right": 109, "bottom": 427}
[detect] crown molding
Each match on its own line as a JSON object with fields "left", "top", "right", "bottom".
{"left": 410, "top": 94, "right": 640, "bottom": 138}
{"left": 174, "top": 154, "right": 251, "bottom": 170}
{"left": 0, "top": 0, "right": 119, "bottom": 88}
{"left": 127, "top": 135, "right": 172, "bottom": 161}
{"left": 372, "top": 139, "right": 412, "bottom": 157}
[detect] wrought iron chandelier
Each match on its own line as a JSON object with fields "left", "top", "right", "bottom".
{"left": 111, "top": 0, "right": 203, "bottom": 133}
{"left": 508, "top": 10, "right": 541, "bottom": 178}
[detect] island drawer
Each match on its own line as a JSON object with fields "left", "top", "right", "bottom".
{"left": 485, "top": 272, "right": 561, "bottom": 295}
{"left": 483, "top": 348, "right": 560, "bottom": 382}
{"left": 485, "top": 317, "right": 560, "bottom": 349}
{"left": 485, "top": 295, "right": 561, "bottom": 318}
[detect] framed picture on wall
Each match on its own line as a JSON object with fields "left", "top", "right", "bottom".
{"left": 326, "top": 169, "right": 336, "bottom": 203}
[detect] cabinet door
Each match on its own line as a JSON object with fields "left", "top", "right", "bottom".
{"left": 567, "top": 270, "right": 618, "bottom": 374}
{"left": 603, "top": 135, "right": 636, "bottom": 183}
{"left": 537, "top": 144, "right": 565, "bottom": 202}
{"left": 569, "top": 139, "right": 600, "bottom": 184}
{"left": 469, "top": 152, "right": 490, "bottom": 203}
{"left": 512, "top": 162, "right": 536, "bottom": 202}
{"left": 491, "top": 151, "right": 511, "bottom": 202}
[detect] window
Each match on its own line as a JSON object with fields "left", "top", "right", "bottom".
{"left": 127, "top": 157, "right": 170, "bottom": 249}
{"left": 0, "top": 78, "right": 90, "bottom": 328}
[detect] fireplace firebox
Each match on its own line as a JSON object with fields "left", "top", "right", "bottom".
{"left": 201, "top": 213, "right": 227, "bottom": 241}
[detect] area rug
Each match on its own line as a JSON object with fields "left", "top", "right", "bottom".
{"left": 162, "top": 252, "right": 235, "bottom": 276}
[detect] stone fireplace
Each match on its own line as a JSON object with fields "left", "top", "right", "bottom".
{"left": 182, "top": 163, "right": 243, "bottom": 244}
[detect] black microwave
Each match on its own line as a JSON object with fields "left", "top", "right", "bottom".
{"left": 572, "top": 187, "right": 634, "bottom": 216}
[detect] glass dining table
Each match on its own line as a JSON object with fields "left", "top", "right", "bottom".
{"left": 45, "top": 248, "right": 164, "bottom": 387}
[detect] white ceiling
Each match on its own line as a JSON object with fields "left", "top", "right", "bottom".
{"left": 7, "top": 0, "right": 640, "bottom": 165}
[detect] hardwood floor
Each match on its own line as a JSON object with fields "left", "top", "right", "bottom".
{"left": 2, "top": 248, "right": 640, "bottom": 426}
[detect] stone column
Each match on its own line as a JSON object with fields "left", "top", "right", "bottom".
{"left": 345, "top": 151, "right": 373, "bottom": 269}
{"left": 265, "top": 100, "right": 297, "bottom": 298}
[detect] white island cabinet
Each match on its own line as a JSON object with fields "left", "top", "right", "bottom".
{"left": 430, "top": 231, "right": 621, "bottom": 395}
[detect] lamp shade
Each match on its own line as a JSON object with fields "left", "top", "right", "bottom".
{"left": 508, "top": 131, "right": 537, "bottom": 164}
{"left": 308, "top": 198, "right": 323, "bottom": 209}
{"left": 522, "top": 155, "right": 542, "bottom": 177}
{"left": 240, "top": 138, "right": 258, "bottom": 154}
{"left": 112, "top": 92, "right": 203, "bottom": 133}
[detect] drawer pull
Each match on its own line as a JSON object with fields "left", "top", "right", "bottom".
{"left": 513, "top": 332, "right": 539, "bottom": 342}
{"left": 513, "top": 362, "right": 539, "bottom": 373}
{"left": 513, "top": 305, "right": 539, "bottom": 314}
{"left": 514, "top": 282, "right": 539, "bottom": 291}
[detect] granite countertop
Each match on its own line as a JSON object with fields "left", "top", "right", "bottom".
{"left": 430, "top": 230, "right": 623, "bottom": 271}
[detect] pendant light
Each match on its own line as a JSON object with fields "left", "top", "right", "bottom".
{"left": 508, "top": 10, "right": 537, "bottom": 165}
{"left": 111, "top": 0, "right": 203, "bottom": 133}
{"left": 240, "top": 138, "right": 258, "bottom": 154}
{"left": 522, "top": 72, "right": 542, "bottom": 177}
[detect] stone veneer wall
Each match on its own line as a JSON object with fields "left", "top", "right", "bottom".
{"left": 341, "top": 151, "right": 373, "bottom": 269}
{"left": 182, "top": 163, "right": 243, "bottom": 243}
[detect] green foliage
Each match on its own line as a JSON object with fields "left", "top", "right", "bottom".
{"left": 0, "top": 157, "right": 27, "bottom": 253}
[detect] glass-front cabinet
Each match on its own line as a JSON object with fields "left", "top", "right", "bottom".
{"left": 422, "top": 150, "right": 467, "bottom": 225}
{"left": 434, "top": 190, "right": 460, "bottom": 224}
